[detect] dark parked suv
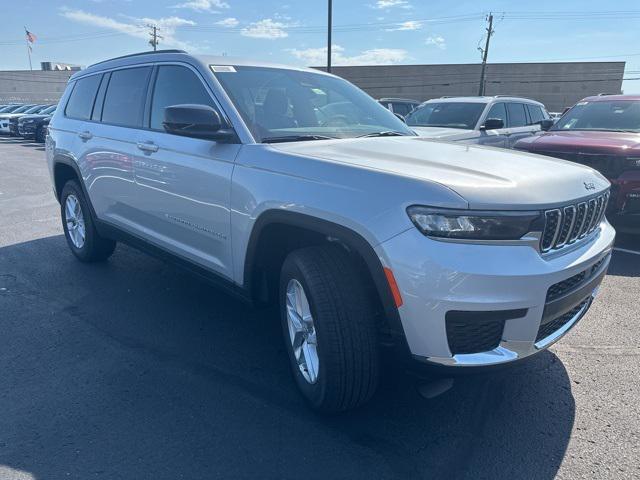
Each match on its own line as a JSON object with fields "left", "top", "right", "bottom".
{"left": 18, "top": 105, "right": 56, "bottom": 142}
{"left": 515, "top": 95, "right": 640, "bottom": 233}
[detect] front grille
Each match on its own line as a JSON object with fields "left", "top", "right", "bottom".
{"left": 541, "top": 191, "right": 609, "bottom": 252}
{"left": 536, "top": 298, "right": 591, "bottom": 343}
{"left": 546, "top": 255, "right": 608, "bottom": 302}
{"left": 445, "top": 309, "right": 526, "bottom": 355}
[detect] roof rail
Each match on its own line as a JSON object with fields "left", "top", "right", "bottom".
{"left": 88, "top": 49, "right": 187, "bottom": 69}
{"left": 597, "top": 92, "right": 616, "bottom": 96}
{"left": 493, "top": 95, "right": 538, "bottom": 101}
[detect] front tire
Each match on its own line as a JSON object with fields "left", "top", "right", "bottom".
{"left": 280, "top": 244, "right": 379, "bottom": 412}
{"left": 60, "top": 180, "right": 116, "bottom": 262}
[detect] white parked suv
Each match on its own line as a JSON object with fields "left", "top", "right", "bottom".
{"left": 46, "top": 51, "right": 614, "bottom": 412}
{"left": 406, "top": 96, "right": 552, "bottom": 149}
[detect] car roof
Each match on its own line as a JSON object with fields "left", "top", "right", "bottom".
{"left": 74, "top": 50, "right": 333, "bottom": 81}
{"left": 420, "top": 96, "right": 544, "bottom": 106}
{"left": 378, "top": 98, "right": 420, "bottom": 103}
{"left": 580, "top": 94, "right": 640, "bottom": 102}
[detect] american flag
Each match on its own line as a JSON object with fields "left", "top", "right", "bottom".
{"left": 25, "top": 28, "right": 37, "bottom": 44}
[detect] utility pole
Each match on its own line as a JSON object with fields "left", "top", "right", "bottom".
{"left": 477, "top": 12, "right": 494, "bottom": 96}
{"left": 327, "top": 0, "right": 332, "bottom": 73}
{"left": 147, "top": 24, "right": 162, "bottom": 51}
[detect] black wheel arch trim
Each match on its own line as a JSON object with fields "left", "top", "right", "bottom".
{"left": 243, "top": 209, "right": 412, "bottom": 359}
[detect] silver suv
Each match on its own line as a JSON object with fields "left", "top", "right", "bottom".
{"left": 46, "top": 51, "right": 614, "bottom": 412}
{"left": 407, "top": 96, "right": 552, "bottom": 148}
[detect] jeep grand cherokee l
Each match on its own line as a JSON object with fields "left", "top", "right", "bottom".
{"left": 46, "top": 51, "right": 614, "bottom": 412}
{"left": 515, "top": 95, "right": 640, "bottom": 233}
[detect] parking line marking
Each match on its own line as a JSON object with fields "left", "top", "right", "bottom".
{"left": 613, "top": 247, "right": 640, "bottom": 256}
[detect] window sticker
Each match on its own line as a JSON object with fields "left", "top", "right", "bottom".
{"left": 210, "top": 65, "right": 236, "bottom": 73}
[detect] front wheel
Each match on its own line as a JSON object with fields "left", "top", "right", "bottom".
{"left": 280, "top": 245, "right": 379, "bottom": 412}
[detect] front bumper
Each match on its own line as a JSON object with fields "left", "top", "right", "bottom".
{"left": 376, "top": 219, "right": 615, "bottom": 367}
{"left": 18, "top": 124, "right": 36, "bottom": 136}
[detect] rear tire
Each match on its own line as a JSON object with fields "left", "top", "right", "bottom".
{"left": 60, "top": 180, "right": 116, "bottom": 262}
{"left": 280, "top": 244, "right": 379, "bottom": 412}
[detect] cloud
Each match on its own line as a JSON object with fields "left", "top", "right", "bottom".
{"left": 372, "top": 0, "right": 410, "bottom": 9}
{"left": 172, "top": 0, "right": 229, "bottom": 12}
{"left": 425, "top": 34, "right": 446, "bottom": 49}
{"left": 215, "top": 17, "right": 239, "bottom": 27}
{"left": 288, "top": 44, "right": 408, "bottom": 66}
{"left": 60, "top": 8, "right": 195, "bottom": 50}
{"left": 241, "top": 18, "right": 289, "bottom": 39}
{"left": 385, "top": 20, "right": 422, "bottom": 31}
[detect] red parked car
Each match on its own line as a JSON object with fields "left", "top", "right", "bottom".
{"left": 515, "top": 95, "right": 640, "bottom": 233}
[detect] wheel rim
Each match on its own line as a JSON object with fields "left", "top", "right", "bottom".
{"left": 64, "top": 194, "right": 86, "bottom": 249}
{"left": 286, "top": 279, "right": 319, "bottom": 384}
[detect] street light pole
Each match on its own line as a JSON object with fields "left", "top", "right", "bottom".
{"left": 327, "top": 0, "right": 332, "bottom": 73}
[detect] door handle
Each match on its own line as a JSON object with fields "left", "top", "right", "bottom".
{"left": 78, "top": 131, "right": 93, "bottom": 141}
{"left": 136, "top": 142, "right": 159, "bottom": 153}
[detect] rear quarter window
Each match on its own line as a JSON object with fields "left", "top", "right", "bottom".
{"left": 64, "top": 74, "right": 102, "bottom": 120}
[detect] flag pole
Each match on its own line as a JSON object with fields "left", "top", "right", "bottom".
{"left": 24, "top": 26, "right": 33, "bottom": 71}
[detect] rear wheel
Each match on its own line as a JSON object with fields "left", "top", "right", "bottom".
{"left": 60, "top": 180, "right": 116, "bottom": 262}
{"left": 279, "top": 244, "right": 379, "bottom": 412}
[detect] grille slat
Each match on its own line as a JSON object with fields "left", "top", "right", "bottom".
{"left": 541, "top": 192, "right": 609, "bottom": 253}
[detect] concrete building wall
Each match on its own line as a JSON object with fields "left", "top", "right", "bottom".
{"left": 0, "top": 70, "right": 74, "bottom": 104}
{"left": 317, "top": 62, "right": 625, "bottom": 112}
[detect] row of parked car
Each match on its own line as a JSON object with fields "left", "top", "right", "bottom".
{"left": 379, "top": 94, "right": 640, "bottom": 233}
{"left": 0, "top": 103, "right": 56, "bottom": 142}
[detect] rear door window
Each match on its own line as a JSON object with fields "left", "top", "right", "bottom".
{"left": 65, "top": 74, "right": 102, "bottom": 120}
{"left": 101, "top": 67, "right": 152, "bottom": 128}
{"left": 506, "top": 102, "right": 527, "bottom": 127}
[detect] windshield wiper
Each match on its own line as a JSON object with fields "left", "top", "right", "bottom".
{"left": 357, "top": 130, "right": 411, "bottom": 138}
{"left": 262, "top": 134, "right": 335, "bottom": 143}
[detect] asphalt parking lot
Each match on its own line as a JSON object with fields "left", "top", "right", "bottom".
{"left": 0, "top": 135, "right": 638, "bottom": 480}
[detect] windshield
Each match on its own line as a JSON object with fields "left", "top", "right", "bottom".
{"left": 24, "top": 105, "right": 46, "bottom": 114}
{"left": 553, "top": 100, "right": 640, "bottom": 133}
{"left": 211, "top": 65, "right": 413, "bottom": 142}
{"left": 41, "top": 105, "right": 56, "bottom": 115}
{"left": 9, "top": 105, "right": 35, "bottom": 114}
{"left": 405, "top": 102, "right": 486, "bottom": 129}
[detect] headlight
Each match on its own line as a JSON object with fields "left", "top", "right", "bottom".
{"left": 407, "top": 206, "right": 542, "bottom": 240}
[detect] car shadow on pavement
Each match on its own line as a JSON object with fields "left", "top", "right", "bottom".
{"left": 0, "top": 235, "right": 575, "bottom": 480}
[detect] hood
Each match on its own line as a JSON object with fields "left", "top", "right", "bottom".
{"left": 519, "top": 130, "right": 640, "bottom": 155}
{"left": 18, "top": 114, "right": 49, "bottom": 122}
{"left": 410, "top": 126, "right": 475, "bottom": 139}
{"left": 271, "top": 136, "right": 610, "bottom": 210}
{"left": 0, "top": 113, "right": 31, "bottom": 120}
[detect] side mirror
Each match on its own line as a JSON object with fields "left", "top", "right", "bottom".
{"left": 163, "top": 104, "right": 235, "bottom": 141}
{"left": 481, "top": 118, "right": 504, "bottom": 130}
{"left": 539, "top": 119, "right": 554, "bottom": 131}
{"left": 394, "top": 112, "right": 406, "bottom": 123}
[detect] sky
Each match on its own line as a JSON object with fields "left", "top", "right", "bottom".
{"left": 3, "top": 0, "right": 640, "bottom": 93}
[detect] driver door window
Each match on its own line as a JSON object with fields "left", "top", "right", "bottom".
{"left": 149, "top": 65, "right": 220, "bottom": 130}
{"left": 484, "top": 103, "right": 507, "bottom": 129}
